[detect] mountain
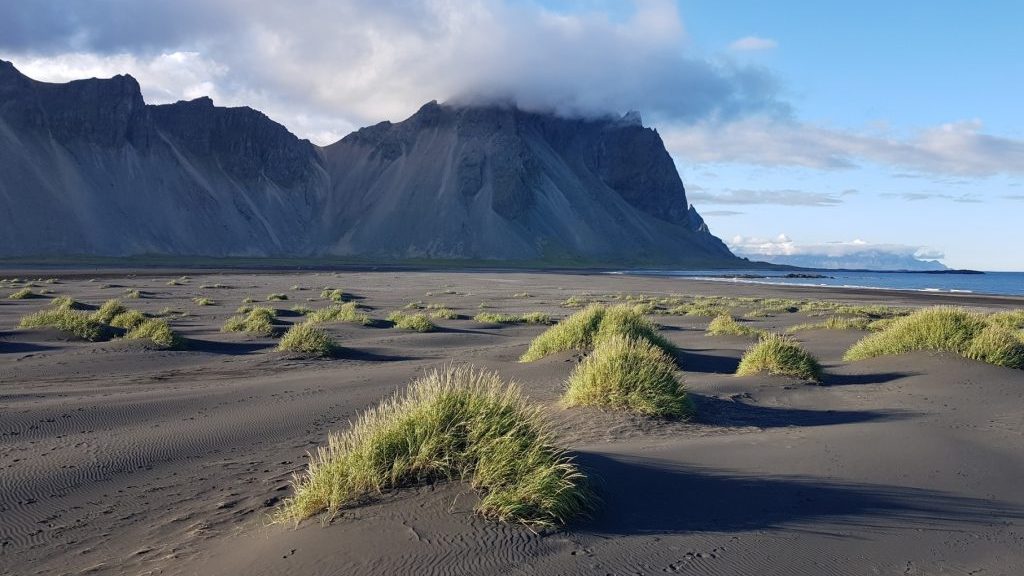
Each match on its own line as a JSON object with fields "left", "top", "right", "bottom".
{"left": 0, "top": 61, "right": 737, "bottom": 266}
{"left": 741, "top": 252, "right": 948, "bottom": 271}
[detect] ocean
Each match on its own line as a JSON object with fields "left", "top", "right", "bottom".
{"left": 619, "top": 269, "right": 1024, "bottom": 297}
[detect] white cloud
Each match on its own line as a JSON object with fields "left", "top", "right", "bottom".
{"left": 0, "top": 0, "right": 787, "bottom": 144}
{"left": 663, "top": 116, "right": 1024, "bottom": 176}
{"left": 730, "top": 234, "right": 943, "bottom": 260}
{"left": 689, "top": 188, "right": 846, "bottom": 206}
{"left": 728, "top": 36, "right": 778, "bottom": 52}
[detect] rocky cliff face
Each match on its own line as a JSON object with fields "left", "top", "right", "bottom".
{"left": 0, "top": 61, "right": 737, "bottom": 265}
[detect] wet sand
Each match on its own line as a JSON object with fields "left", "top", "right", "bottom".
{"left": 2, "top": 270, "right": 1023, "bottom": 576}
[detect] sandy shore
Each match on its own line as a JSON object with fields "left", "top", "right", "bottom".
{"left": 2, "top": 270, "right": 1023, "bottom": 576}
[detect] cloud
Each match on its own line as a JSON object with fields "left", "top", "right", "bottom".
{"left": 728, "top": 36, "right": 778, "bottom": 51}
{"left": 688, "top": 188, "right": 846, "bottom": 206}
{"left": 0, "top": 0, "right": 789, "bottom": 143}
{"left": 700, "top": 210, "right": 744, "bottom": 216}
{"left": 881, "top": 192, "right": 983, "bottom": 203}
{"left": 663, "top": 116, "right": 1024, "bottom": 176}
{"left": 729, "top": 235, "right": 946, "bottom": 270}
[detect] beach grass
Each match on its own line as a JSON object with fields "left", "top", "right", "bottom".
{"left": 521, "top": 304, "right": 673, "bottom": 362}
{"left": 19, "top": 308, "right": 110, "bottom": 341}
{"left": 307, "top": 302, "right": 372, "bottom": 326}
{"left": 706, "top": 314, "right": 763, "bottom": 337}
{"left": 563, "top": 335, "right": 692, "bottom": 418}
{"left": 277, "top": 322, "right": 338, "bottom": 357}
{"left": 277, "top": 364, "right": 590, "bottom": 527}
{"left": 737, "top": 333, "right": 823, "bottom": 382}
{"left": 387, "top": 311, "right": 435, "bottom": 332}
{"left": 222, "top": 306, "right": 277, "bottom": 336}
{"left": 845, "top": 307, "right": 1024, "bottom": 369}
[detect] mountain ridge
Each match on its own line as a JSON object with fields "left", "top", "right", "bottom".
{"left": 0, "top": 61, "right": 740, "bottom": 266}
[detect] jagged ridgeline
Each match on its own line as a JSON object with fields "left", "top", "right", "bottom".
{"left": 0, "top": 60, "right": 738, "bottom": 265}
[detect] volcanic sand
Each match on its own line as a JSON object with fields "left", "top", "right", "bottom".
{"left": 1, "top": 270, "right": 1023, "bottom": 575}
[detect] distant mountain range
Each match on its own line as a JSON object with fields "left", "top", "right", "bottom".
{"left": 742, "top": 252, "right": 947, "bottom": 271}
{"left": 0, "top": 60, "right": 739, "bottom": 267}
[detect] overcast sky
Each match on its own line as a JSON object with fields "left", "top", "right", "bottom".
{"left": 2, "top": 0, "right": 1021, "bottom": 269}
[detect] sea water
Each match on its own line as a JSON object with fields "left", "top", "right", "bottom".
{"left": 619, "top": 270, "right": 1024, "bottom": 297}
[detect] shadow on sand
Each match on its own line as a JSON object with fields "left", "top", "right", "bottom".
{"left": 575, "top": 453, "right": 1023, "bottom": 535}
{"left": 820, "top": 371, "right": 914, "bottom": 386}
{"left": 689, "top": 393, "right": 910, "bottom": 428}
{"left": 674, "top": 349, "right": 741, "bottom": 374}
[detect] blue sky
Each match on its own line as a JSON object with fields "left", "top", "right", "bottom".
{"left": 1, "top": 0, "right": 1021, "bottom": 269}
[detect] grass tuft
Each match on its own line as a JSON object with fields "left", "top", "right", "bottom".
{"left": 429, "top": 307, "right": 459, "bottom": 320}
{"left": 706, "top": 314, "right": 762, "bottom": 337}
{"left": 520, "top": 304, "right": 672, "bottom": 362}
{"left": 278, "top": 322, "right": 338, "bottom": 357}
{"left": 267, "top": 293, "right": 288, "bottom": 301}
{"left": 91, "top": 299, "right": 127, "bottom": 324}
{"left": 737, "top": 333, "right": 823, "bottom": 382}
{"left": 387, "top": 311, "right": 435, "bottom": 332}
{"left": 277, "top": 364, "right": 590, "bottom": 527}
{"left": 8, "top": 287, "right": 33, "bottom": 300}
{"left": 320, "top": 289, "right": 346, "bottom": 302}
{"left": 192, "top": 297, "right": 215, "bottom": 306}
{"left": 307, "top": 302, "right": 372, "bottom": 326}
{"left": 787, "top": 316, "right": 871, "bottom": 333}
{"left": 844, "top": 307, "right": 1024, "bottom": 369}
{"left": 110, "top": 310, "right": 148, "bottom": 330}
{"left": 125, "top": 318, "right": 181, "bottom": 348}
{"left": 563, "top": 335, "right": 692, "bottom": 418}
{"left": 475, "top": 312, "right": 553, "bottom": 325}
{"left": 19, "top": 308, "right": 109, "bottom": 341}
{"left": 222, "top": 306, "right": 277, "bottom": 336}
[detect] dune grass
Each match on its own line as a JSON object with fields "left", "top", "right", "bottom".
{"left": 192, "top": 297, "right": 215, "bottom": 306}
{"left": 91, "top": 299, "right": 127, "bottom": 324}
{"left": 19, "top": 308, "right": 110, "bottom": 341}
{"left": 124, "top": 288, "right": 142, "bottom": 299}
{"left": 8, "top": 287, "right": 33, "bottom": 300}
{"left": 737, "top": 333, "right": 823, "bottom": 382}
{"left": 844, "top": 307, "right": 1024, "bottom": 369}
{"left": 222, "top": 306, "right": 277, "bottom": 336}
{"left": 988, "top": 310, "right": 1024, "bottom": 330}
{"left": 474, "top": 312, "right": 553, "bottom": 325}
{"left": 706, "top": 314, "right": 763, "bottom": 337}
{"left": 429, "top": 307, "right": 459, "bottom": 320}
{"left": 563, "top": 335, "right": 692, "bottom": 418}
{"left": 277, "top": 322, "right": 338, "bottom": 357}
{"left": 267, "top": 293, "right": 288, "bottom": 301}
{"left": 307, "top": 302, "right": 372, "bottom": 326}
{"left": 520, "top": 304, "right": 673, "bottom": 362}
{"left": 787, "top": 315, "right": 872, "bottom": 333}
{"left": 277, "top": 364, "right": 590, "bottom": 527}
{"left": 125, "top": 318, "right": 181, "bottom": 348}
{"left": 320, "top": 288, "right": 346, "bottom": 302}
{"left": 387, "top": 311, "right": 435, "bottom": 332}
{"left": 109, "top": 309, "right": 148, "bottom": 330}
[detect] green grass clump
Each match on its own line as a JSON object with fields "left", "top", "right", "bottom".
{"left": 787, "top": 316, "right": 871, "bottom": 334}
{"left": 91, "top": 299, "right": 127, "bottom": 323}
{"left": 8, "top": 287, "right": 33, "bottom": 300}
{"left": 520, "top": 305, "right": 606, "bottom": 361}
{"left": 242, "top": 296, "right": 258, "bottom": 304}
{"left": 307, "top": 302, "right": 372, "bottom": 326}
{"left": 474, "top": 311, "right": 553, "bottom": 325}
{"left": 19, "top": 308, "right": 109, "bottom": 341}
{"left": 988, "top": 310, "right": 1024, "bottom": 330}
{"left": 429, "top": 307, "right": 459, "bottom": 320}
{"left": 110, "top": 310, "right": 147, "bottom": 330}
{"left": 321, "top": 289, "right": 346, "bottom": 302}
{"left": 706, "top": 314, "right": 762, "bottom": 337}
{"left": 267, "top": 293, "right": 288, "bottom": 301}
{"left": 521, "top": 304, "right": 672, "bottom": 362}
{"left": 50, "top": 296, "right": 79, "bottom": 309}
{"left": 844, "top": 307, "right": 1024, "bottom": 369}
{"left": 387, "top": 311, "right": 435, "bottom": 332}
{"left": 192, "top": 297, "right": 215, "bottom": 306}
{"left": 277, "top": 322, "right": 338, "bottom": 357}
{"left": 222, "top": 306, "right": 277, "bottom": 336}
{"left": 124, "top": 288, "right": 142, "bottom": 299}
{"left": 737, "top": 333, "right": 823, "bottom": 382}
{"left": 277, "top": 364, "right": 589, "bottom": 527}
{"left": 564, "top": 335, "right": 692, "bottom": 418}
{"left": 125, "top": 318, "right": 181, "bottom": 348}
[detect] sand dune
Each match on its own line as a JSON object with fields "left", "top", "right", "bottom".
{"left": 1, "top": 270, "right": 1022, "bottom": 575}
